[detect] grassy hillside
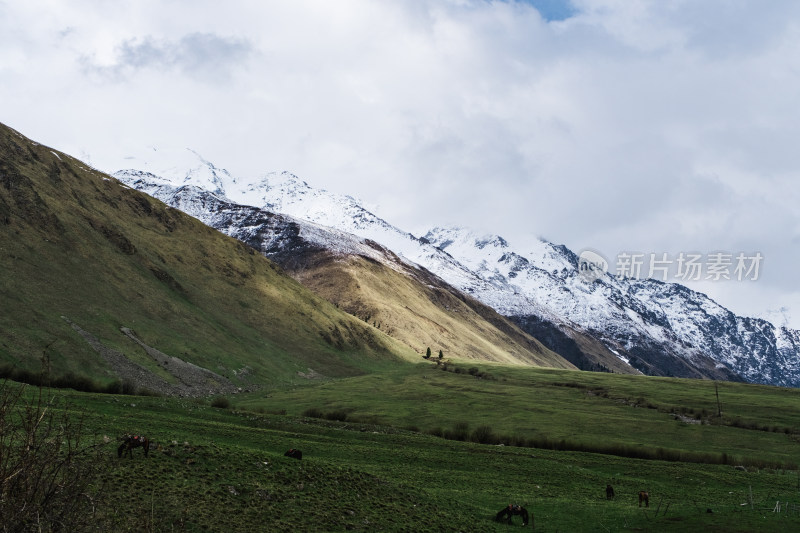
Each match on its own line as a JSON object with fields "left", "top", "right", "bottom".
{"left": 288, "top": 251, "right": 572, "bottom": 368}
{"left": 0, "top": 122, "right": 417, "bottom": 392}
{"left": 5, "top": 377, "right": 798, "bottom": 532}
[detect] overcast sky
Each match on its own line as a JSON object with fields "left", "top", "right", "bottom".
{"left": 2, "top": 0, "right": 799, "bottom": 328}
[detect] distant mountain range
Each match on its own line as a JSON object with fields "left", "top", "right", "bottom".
{"left": 113, "top": 148, "right": 800, "bottom": 388}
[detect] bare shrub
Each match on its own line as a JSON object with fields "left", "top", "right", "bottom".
{"left": 0, "top": 380, "right": 106, "bottom": 532}
{"left": 302, "top": 407, "right": 324, "bottom": 418}
{"left": 426, "top": 426, "right": 444, "bottom": 438}
{"left": 211, "top": 396, "right": 231, "bottom": 409}
{"left": 444, "top": 421, "right": 470, "bottom": 441}
{"left": 323, "top": 410, "right": 349, "bottom": 422}
{"left": 470, "top": 425, "right": 498, "bottom": 444}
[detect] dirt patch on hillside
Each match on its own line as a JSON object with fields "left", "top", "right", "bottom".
{"left": 297, "top": 368, "right": 325, "bottom": 380}
{"left": 63, "top": 316, "right": 239, "bottom": 397}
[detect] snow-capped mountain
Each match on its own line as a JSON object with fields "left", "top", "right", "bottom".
{"left": 422, "top": 227, "right": 800, "bottom": 385}
{"left": 115, "top": 149, "right": 551, "bottom": 319}
{"left": 114, "top": 169, "right": 574, "bottom": 368}
{"left": 114, "top": 169, "right": 420, "bottom": 275}
{"left": 113, "top": 148, "right": 800, "bottom": 387}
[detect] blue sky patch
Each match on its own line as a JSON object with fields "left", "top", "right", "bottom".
{"left": 517, "top": 0, "right": 577, "bottom": 21}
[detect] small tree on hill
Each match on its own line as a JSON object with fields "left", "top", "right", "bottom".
{"left": 425, "top": 347, "right": 431, "bottom": 359}
{"left": 438, "top": 350, "right": 444, "bottom": 360}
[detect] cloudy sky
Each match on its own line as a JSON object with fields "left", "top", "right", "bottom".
{"left": 2, "top": 0, "right": 799, "bottom": 328}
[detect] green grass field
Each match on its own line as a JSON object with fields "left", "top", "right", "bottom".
{"left": 6, "top": 361, "right": 799, "bottom": 532}
{"left": 239, "top": 362, "right": 800, "bottom": 469}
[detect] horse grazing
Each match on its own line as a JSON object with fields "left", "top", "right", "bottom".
{"left": 495, "top": 504, "right": 529, "bottom": 526}
{"left": 606, "top": 484, "right": 615, "bottom": 500}
{"left": 118, "top": 435, "right": 150, "bottom": 458}
{"left": 284, "top": 448, "right": 302, "bottom": 460}
{"left": 638, "top": 491, "right": 649, "bottom": 507}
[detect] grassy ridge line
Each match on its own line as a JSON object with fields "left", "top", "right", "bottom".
{"left": 43, "top": 386, "right": 800, "bottom": 532}
{"left": 240, "top": 364, "right": 800, "bottom": 468}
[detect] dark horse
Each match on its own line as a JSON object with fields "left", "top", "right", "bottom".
{"left": 606, "top": 484, "right": 615, "bottom": 500}
{"left": 284, "top": 448, "right": 302, "bottom": 460}
{"left": 118, "top": 435, "right": 150, "bottom": 458}
{"left": 495, "top": 504, "right": 530, "bottom": 526}
{"left": 638, "top": 491, "right": 649, "bottom": 507}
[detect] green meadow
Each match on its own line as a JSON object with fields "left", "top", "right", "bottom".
{"left": 242, "top": 362, "right": 800, "bottom": 469}
{"left": 5, "top": 362, "right": 800, "bottom": 532}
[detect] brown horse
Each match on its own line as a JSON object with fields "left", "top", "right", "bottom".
{"left": 118, "top": 435, "right": 150, "bottom": 458}
{"left": 638, "top": 491, "right": 649, "bottom": 507}
{"left": 495, "top": 504, "right": 530, "bottom": 526}
{"left": 284, "top": 448, "right": 302, "bottom": 460}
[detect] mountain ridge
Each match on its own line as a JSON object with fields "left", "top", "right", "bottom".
{"left": 112, "top": 146, "right": 800, "bottom": 387}
{"left": 115, "top": 169, "right": 574, "bottom": 369}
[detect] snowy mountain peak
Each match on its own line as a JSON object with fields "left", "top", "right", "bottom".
{"left": 476, "top": 234, "right": 509, "bottom": 250}
{"left": 253, "top": 170, "right": 312, "bottom": 196}
{"left": 422, "top": 226, "right": 470, "bottom": 251}
{"left": 117, "top": 146, "right": 235, "bottom": 196}
{"left": 424, "top": 226, "right": 508, "bottom": 251}
{"left": 424, "top": 226, "right": 575, "bottom": 278}
{"left": 237, "top": 171, "right": 315, "bottom": 212}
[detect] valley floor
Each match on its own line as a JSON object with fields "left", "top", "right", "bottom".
{"left": 4, "top": 363, "right": 799, "bottom": 531}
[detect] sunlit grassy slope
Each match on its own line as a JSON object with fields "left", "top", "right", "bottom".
{"left": 290, "top": 252, "right": 573, "bottom": 367}
{"left": 0, "top": 122, "right": 417, "bottom": 390}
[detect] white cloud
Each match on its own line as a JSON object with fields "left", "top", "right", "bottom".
{"left": 2, "top": 0, "right": 799, "bottom": 327}
{"left": 79, "top": 33, "right": 253, "bottom": 82}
